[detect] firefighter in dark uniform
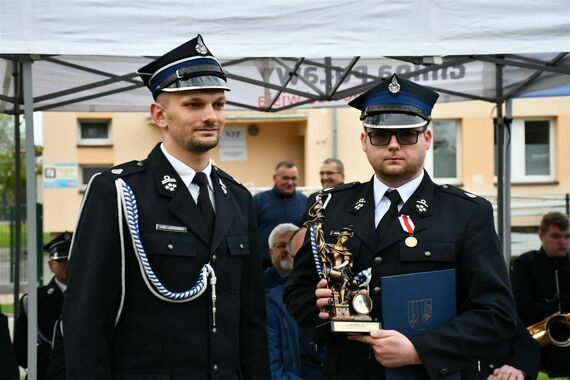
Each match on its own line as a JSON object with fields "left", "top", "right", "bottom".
{"left": 284, "top": 74, "right": 517, "bottom": 380}
{"left": 14, "top": 231, "right": 71, "bottom": 380}
{"left": 63, "top": 35, "right": 269, "bottom": 380}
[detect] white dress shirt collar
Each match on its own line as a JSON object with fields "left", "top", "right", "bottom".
{"left": 373, "top": 170, "right": 424, "bottom": 208}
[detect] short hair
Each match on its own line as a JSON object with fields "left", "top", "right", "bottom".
{"left": 322, "top": 158, "right": 344, "bottom": 173}
{"left": 275, "top": 160, "right": 296, "bottom": 171}
{"left": 539, "top": 211, "right": 569, "bottom": 234}
{"left": 268, "top": 223, "right": 299, "bottom": 248}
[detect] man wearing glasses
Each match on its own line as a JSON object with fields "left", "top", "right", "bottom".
{"left": 285, "top": 74, "right": 516, "bottom": 379}
{"left": 319, "top": 158, "right": 345, "bottom": 189}
{"left": 255, "top": 161, "right": 308, "bottom": 269}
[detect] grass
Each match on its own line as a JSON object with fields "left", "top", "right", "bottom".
{"left": 1, "top": 302, "right": 14, "bottom": 315}
{"left": 539, "top": 372, "right": 569, "bottom": 380}
{"left": 0, "top": 226, "right": 51, "bottom": 249}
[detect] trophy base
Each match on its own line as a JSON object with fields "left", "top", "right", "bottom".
{"left": 319, "top": 319, "right": 382, "bottom": 333}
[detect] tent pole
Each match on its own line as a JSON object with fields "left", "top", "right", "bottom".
{"left": 22, "top": 59, "right": 38, "bottom": 380}
{"left": 12, "top": 62, "right": 22, "bottom": 321}
{"left": 504, "top": 99, "right": 513, "bottom": 267}
{"left": 495, "top": 60, "right": 508, "bottom": 266}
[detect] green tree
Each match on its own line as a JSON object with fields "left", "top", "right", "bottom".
{"left": 0, "top": 113, "right": 43, "bottom": 204}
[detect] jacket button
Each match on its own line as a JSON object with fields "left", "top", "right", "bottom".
{"left": 213, "top": 364, "right": 219, "bottom": 373}
{"left": 440, "top": 369, "right": 448, "bottom": 375}
{"left": 212, "top": 254, "right": 217, "bottom": 262}
{"left": 374, "top": 257, "right": 383, "bottom": 264}
{"left": 212, "top": 327, "right": 217, "bottom": 336}
{"left": 167, "top": 244, "right": 174, "bottom": 251}
{"left": 239, "top": 243, "right": 244, "bottom": 249}
{"left": 424, "top": 251, "right": 431, "bottom": 257}
{"left": 373, "top": 286, "right": 381, "bottom": 295}
{"left": 137, "top": 161, "right": 143, "bottom": 167}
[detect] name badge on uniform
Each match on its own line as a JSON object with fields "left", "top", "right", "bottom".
{"left": 398, "top": 214, "right": 417, "bottom": 247}
{"left": 155, "top": 224, "right": 188, "bottom": 233}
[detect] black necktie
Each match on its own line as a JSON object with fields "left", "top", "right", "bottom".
{"left": 192, "top": 172, "right": 215, "bottom": 239}
{"left": 377, "top": 190, "right": 402, "bottom": 235}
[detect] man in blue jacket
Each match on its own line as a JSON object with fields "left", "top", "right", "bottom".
{"left": 255, "top": 161, "right": 308, "bottom": 269}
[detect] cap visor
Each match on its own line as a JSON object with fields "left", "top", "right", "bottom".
{"left": 162, "top": 75, "right": 230, "bottom": 92}
{"left": 363, "top": 113, "right": 428, "bottom": 129}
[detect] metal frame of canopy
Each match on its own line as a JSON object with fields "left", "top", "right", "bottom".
{"left": 1, "top": 52, "right": 570, "bottom": 379}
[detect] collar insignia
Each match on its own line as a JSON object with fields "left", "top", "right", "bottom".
{"left": 195, "top": 36, "right": 208, "bottom": 55}
{"left": 47, "top": 288, "right": 54, "bottom": 295}
{"left": 388, "top": 76, "right": 401, "bottom": 95}
{"left": 161, "top": 175, "right": 178, "bottom": 192}
{"left": 353, "top": 198, "right": 366, "bottom": 211}
{"left": 111, "top": 169, "right": 123, "bottom": 175}
{"left": 415, "top": 199, "right": 429, "bottom": 214}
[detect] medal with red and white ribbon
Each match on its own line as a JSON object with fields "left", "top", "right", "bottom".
{"left": 398, "top": 214, "right": 418, "bottom": 247}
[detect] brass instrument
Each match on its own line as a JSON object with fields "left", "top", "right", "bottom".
{"left": 527, "top": 312, "right": 570, "bottom": 347}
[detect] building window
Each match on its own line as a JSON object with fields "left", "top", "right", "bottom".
{"left": 79, "top": 165, "right": 111, "bottom": 190}
{"left": 495, "top": 119, "right": 554, "bottom": 183}
{"left": 424, "top": 120, "right": 460, "bottom": 184}
{"left": 78, "top": 120, "right": 111, "bottom": 145}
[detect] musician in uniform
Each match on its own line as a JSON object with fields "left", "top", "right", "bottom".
{"left": 63, "top": 35, "right": 269, "bottom": 380}
{"left": 284, "top": 74, "right": 517, "bottom": 379}
{"left": 14, "top": 231, "right": 71, "bottom": 380}
{"left": 511, "top": 211, "right": 570, "bottom": 375}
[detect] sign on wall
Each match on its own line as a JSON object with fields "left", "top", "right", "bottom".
{"left": 219, "top": 127, "right": 247, "bottom": 161}
{"left": 43, "top": 163, "right": 78, "bottom": 188}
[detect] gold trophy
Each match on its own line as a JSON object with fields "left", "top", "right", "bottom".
{"left": 306, "top": 194, "right": 381, "bottom": 333}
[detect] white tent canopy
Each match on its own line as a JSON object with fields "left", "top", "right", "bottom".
{"left": 1, "top": 1, "right": 570, "bottom": 113}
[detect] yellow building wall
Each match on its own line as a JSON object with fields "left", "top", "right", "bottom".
{"left": 42, "top": 96, "right": 570, "bottom": 233}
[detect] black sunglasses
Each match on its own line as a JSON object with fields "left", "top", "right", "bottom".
{"left": 367, "top": 126, "right": 427, "bottom": 146}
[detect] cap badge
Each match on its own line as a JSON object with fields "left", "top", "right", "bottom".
{"left": 388, "top": 76, "right": 401, "bottom": 95}
{"left": 354, "top": 198, "right": 366, "bottom": 211}
{"left": 415, "top": 199, "right": 428, "bottom": 214}
{"left": 111, "top": 169, "right": 123, "bottom": 175}
{"left": 195, "top": 36, "right": 208, "bottom": 55}
{"left": 161, "top": 175, "right": 178, "bottom": 192}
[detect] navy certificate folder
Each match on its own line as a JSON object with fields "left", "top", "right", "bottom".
{"left": 381, "top": 268, "right": 461, "bottom": 380}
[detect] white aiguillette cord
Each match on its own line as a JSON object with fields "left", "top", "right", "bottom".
{"left": 114, "top": 178, "right": 217, "bottom": 328}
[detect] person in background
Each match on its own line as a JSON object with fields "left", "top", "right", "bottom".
{"left": 264, "top": 223, "right": 299, "bottom": 291}
{"left": 511, "top": 211, "right": 570, "bottom": 376}
{"left": 14, "top": 232, "right": 71, "bottom": 380}
{"left": 266, "top": 224, "right": 322, "bottom": 380}
{"left": 0, "top": 308, "right": 19, "bottom": 380}
{"left": 319, "top": 158, "right": 345, "bottom": 189}
{"left": 255, "top": 161, "right": 308, "bottom": 269}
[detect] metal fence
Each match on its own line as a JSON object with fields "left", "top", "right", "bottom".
{"left": 0, "top": 203, "right": 30, "bottom": 291}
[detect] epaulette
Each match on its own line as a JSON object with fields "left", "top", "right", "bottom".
{"left": 102, "top": 159, "right": 147, "bottom": 179}
{"left": 213, "top": 166, "right": 248, "bottom": 191}
{"left": 319, "top": 181, "right": 361, "bottom": 194}
{"left": 438, "top": 184, "right": 485, "bottom": 204}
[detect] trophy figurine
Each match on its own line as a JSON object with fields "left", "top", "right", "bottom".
{"left": 306, "top": 194, "right": 381, "bottom": 333}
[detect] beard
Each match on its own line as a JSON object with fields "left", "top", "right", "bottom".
{"left": 186, "top": 134, "right": 220, "bottom": 152}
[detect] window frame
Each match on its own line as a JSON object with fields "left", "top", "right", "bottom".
{"left": 424, "top": 119, "right": 461, "bottom": 185}
{"left": 496, "top": 118, "right": 554, "bottom": 184}
{"left": 78, "top": 164, "right": 111, "bottom": 191}
{"left": 77, "top": 119, "right": 112, "bottom": 146}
